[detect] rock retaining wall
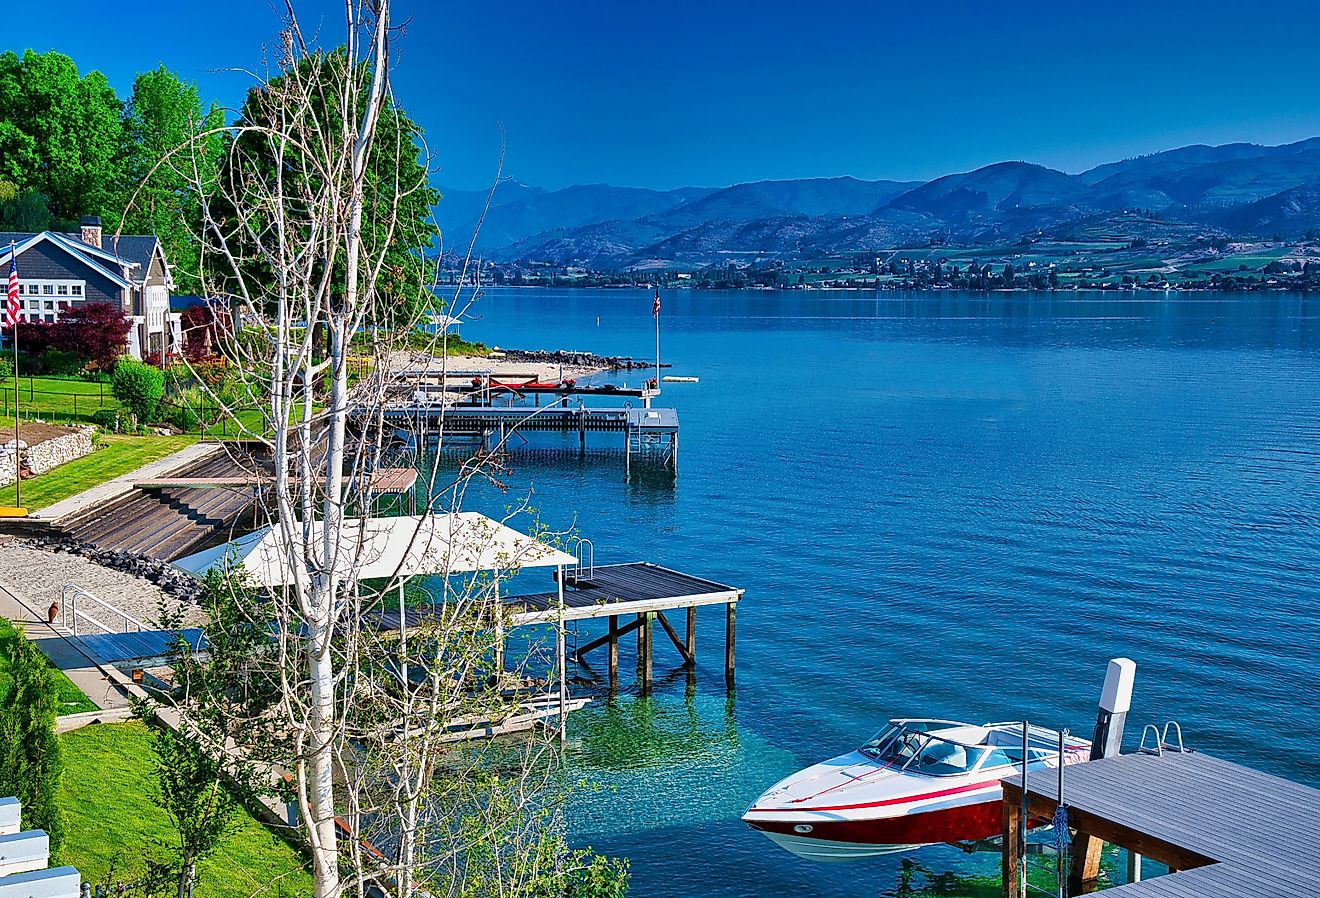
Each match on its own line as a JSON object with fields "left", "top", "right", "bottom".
{"left": 0, "top": 426, "right": 96, "bottom": 488}
{"left": 24, "top": 427, "right": 95, "bottom": 476}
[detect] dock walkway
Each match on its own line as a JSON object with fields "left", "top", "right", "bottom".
{"left": 374, "top": 561, "right": 743, "bottom": 692}
{"left": 1002, "top": 749, "right": 1320, "bottom": 897}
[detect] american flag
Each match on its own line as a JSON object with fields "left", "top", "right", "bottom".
{"left": 4, "top": 255, "right": 18, "bottom": 330}
{"left": 652, "top": 287, "right": 661, "bottom": 318}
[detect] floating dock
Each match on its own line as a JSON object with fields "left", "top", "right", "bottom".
{"left": 1001, "top": 745, "right": 1320, "bottom": 897}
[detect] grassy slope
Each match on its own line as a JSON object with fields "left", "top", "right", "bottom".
{"left": 0, "top": 617, "right": 97, "bottom": 714}
{"left": 0, "top": 375, "right": 119, "bottom": 425}
{"left": 0, "top": 433, "right": 197, "bottom": 510}
{"left": 59, "top": 722, "right": 313, "bottom": 897}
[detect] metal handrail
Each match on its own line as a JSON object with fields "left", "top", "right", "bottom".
{"left": 1138, "top": 724, "right": 1164, "bottom": 756}
{"left": 574, "top": 538, "right": 595, "bottom": 580}
{"left": 1161, "top": 720, "right": 1187, "bottom": 753}
{"left": 61, "top": 584, "right": 146, "bottom": 638}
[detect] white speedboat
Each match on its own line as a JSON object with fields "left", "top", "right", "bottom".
{"left": 742, "top": 719, "right": 1091, "bottom": 862}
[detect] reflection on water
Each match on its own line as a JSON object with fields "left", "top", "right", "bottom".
{"left": 564, "top": 690, "right": 796, "bottom": 838}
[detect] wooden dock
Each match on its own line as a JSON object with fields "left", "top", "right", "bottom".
{"left": 372, "top": 561, "right": 743, "bottom": 693}
{"left": 381, "top": 404, "right": 680, "bottom": 467}
{"left": 1001, "top": 748, "right": 1320, "bottom": 897}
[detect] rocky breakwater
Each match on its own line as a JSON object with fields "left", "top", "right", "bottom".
{"left": 19, "top": 536, "right": 201, "bottom": 601}
{"left": 496, "top": 348, "right": 668, "bottom": 372}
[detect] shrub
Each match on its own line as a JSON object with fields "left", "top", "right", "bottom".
{"left": 90, "top": 408, "right": 125, "bottom": 432}
{"left": 111, "top": 357, "right": 166, "bottom": 424}
{"left": 0, "top": 356, "right": 11, "bottom": 382}
{"left": 15, "top": 351, "right": 46, "bottom": 376}
{"left": 42, "top": 349, "right": 82, "bottom": 377}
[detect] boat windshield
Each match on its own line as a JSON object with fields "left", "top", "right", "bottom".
{"left": 860, "top": 724, "right": 988, "bottom": 777}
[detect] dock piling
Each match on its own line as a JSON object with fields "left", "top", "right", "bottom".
{"left": 639, "top": 612, "right": 653, "bottom": 694}
{"left": 1070, "top": 658, "right": 1136, "bottom": 891}
{"left": 607, "top": 615, "right": 619, "bottom": 687}
{"left": 685, "top": 606, "right": 696, "bottom": 664}
{"left": 724, "top": 601, "right": 737, "bottom": 688}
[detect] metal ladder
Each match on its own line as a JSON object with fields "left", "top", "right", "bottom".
{"left": 1137, "top": 721, "right": 1188, "bottom": 756}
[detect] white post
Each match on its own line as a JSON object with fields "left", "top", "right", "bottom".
{"left": 556, "top": 564, "right": 567, "bottom": 743}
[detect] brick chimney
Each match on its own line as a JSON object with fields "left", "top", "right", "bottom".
{"left": 80, "top": 215, "right": 102, "bottom": 249}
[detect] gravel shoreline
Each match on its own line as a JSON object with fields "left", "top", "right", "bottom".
{"left": 0, "top": 538, "right": 205, "bottom": 629}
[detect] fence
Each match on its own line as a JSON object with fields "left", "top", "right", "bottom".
{"left": 0, "top": 377, "right": 113, "bottom": 423}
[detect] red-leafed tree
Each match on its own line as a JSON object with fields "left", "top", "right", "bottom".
{"left": 180, "top": 303, "right": 226, "bottom": 361}
{"left": 14, "top": 319, "right": 59, "bottom": 354}
{"left": 56, "top": 302, "right": 131, "bottom": 370}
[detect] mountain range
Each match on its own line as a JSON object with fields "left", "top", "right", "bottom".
{"left": 435, "top": 138, "right": 1320, "bottom": 268}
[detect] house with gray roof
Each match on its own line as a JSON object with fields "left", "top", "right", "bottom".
{"left": 0, "top": 216, "right": 180, "bottom": 359}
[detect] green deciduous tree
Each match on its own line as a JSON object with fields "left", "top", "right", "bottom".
{"left": 212, "top": 47, "right": 439, "bottom": 329}
{"left": 122, "top": 67, "right": 226, "bottom": 296}
{"left": 142, "top": 715, "right": 238, "bottom": 898}
{"left": 0, "top": 629, "right": 65, "bottom": 856}
{"left": 0, "top": 50, "right": 128, "bottom": 228}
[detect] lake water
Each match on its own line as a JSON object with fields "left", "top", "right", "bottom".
{"left": 452, "top": 288, "right": 1320, "bottom": 897}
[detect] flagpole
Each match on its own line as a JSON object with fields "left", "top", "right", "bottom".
{"left": 654, "top": 287, "right": 661, "bottom": 393}
{"left": 8, "top": 241, "right": 18, "bottom": 510}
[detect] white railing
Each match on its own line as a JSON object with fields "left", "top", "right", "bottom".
{"left": 574, "top": 538, "right": 595, "bottom": 580}
{"left": 61, "top": 584, "right": 146, "bottom": 638}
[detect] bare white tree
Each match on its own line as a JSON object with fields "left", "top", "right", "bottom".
{"left": 129, "top": 2, "right": 627, "bottom": 897}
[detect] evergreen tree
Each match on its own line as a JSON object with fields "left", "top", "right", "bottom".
{"left": 0, "top": 630, "right": 65, "bottom": 855}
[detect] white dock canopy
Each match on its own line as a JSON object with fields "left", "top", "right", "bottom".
{"left": 174, "top": 512, "right": 577, "bottom": 588}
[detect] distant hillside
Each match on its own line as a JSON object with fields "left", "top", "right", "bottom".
{"left": 436, "top": 181, "right": 713, "bottom": 253}
{"left": 442, "top": 137, "right": 1320, "bottom": 268}
{"left": 889, "top": 162, "right": 1090, "bottom": 217}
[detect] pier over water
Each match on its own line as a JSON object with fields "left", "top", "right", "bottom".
{"left": 1002, "top": 747, "right": 1320, "bottom": 897}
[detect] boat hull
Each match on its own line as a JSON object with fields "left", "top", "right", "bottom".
{"left": 744, "top": 794, "right": 1002, "bottom": 861}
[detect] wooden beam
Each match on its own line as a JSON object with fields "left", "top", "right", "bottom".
{"left": 685, "top": 605, "right": 696, "bottom": 661}
{"left": 656, "top": 611, "right": 695, "bottom": 666}
{"left": 724, "top": 601, "right": 737, "bottom": 689}
{"left": 607, "top": 615, "right": 618, "bottom": 687}
{"left": 574, "top": 615, "right": 644, "bottom": 660}
{"left": 1001, "top": 792, "right": 1023, "bottom": 898}
{"left": 508, "top": 588, "right": 741, "bottom": 626}
{"left": 639, "top": 612, "right": 653, "bottom": 695}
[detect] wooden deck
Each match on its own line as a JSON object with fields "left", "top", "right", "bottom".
{"left": 77, "top": 628, "right": 206, "bottom": 666}
{"left": 371, "top": 561, "right": 743, "bottom": 692}
{"left": 1002, "top": 749, "right": 1320, "bottom": 897}
{"left": 509, "top": 562, "right": 738, "bottom": 623}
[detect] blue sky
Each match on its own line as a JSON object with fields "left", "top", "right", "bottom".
{"left": 6, "top": 0, "right": 1320, "bottom": 190}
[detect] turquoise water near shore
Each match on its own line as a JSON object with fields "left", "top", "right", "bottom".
{"left": 455, "top": 288, "right": 1320, "bottom": 896}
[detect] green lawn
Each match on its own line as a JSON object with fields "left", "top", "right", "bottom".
{"left": 0, "top": 433, "right": 198, "bottom": 510}
{"left": 0, "top": 617, "right": 97, "bottom": 714}
{"left": 59, "top": 722, "right": 313, "bottom": 897}
{"left": 0, "top": 375, "right": 118, "bottom": 425}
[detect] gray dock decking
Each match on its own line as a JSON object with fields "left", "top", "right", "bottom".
{"left": 1002, "top": 749, "right": 1320, "bottom": 897}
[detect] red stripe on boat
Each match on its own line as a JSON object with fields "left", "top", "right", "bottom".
{"left": 748, "top": 779, "right": 1000, "bottom": 814}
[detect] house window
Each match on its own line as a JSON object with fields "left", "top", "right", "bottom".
{"left": 71, "top": 285, "right": 82, "bottom": 296}
{"left": 24, "top": 284, "right": 37, "bottom": 295}
{"left": 44, "top": 301, "right": 54, "bottom": 311}
{"left": 57, "top": 284, "right": 68, "bottom": 295}
{"left": 42, "top": 284, "right": 53, "bottom": 295}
